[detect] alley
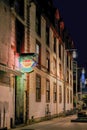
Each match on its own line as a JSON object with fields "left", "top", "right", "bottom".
{"left": 10, "top": 115, "right": 87, "bottom": 130}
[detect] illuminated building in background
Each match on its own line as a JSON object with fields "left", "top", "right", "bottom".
{"left": 80, "top": 68, "right": 86, "bottom": 90}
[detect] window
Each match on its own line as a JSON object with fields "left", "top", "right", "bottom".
{"left": 59, "top": 63, "right": 62, "bottom": 79}
{"left": 35, "top": 7, "right": 41, "bottom": 36}
{"left": 70, "top": 58, "right": 72, "bottom": 70}
{"left": 46, "top": 50, "right": 50, "bottom": 72}
{"left": 0, "top": 72, "right": 10, "bottom": 85}
{"left": 46, "top": 25, "right": 49, "bottom": 46}
{"left": 59, "top": 44, "right": 61, "bottom": 59}
{"left": 36, "top": 40, "right": 41, "bottom": 67}
{"left": 67, "top": 70, "right": 69, "bottom": 83}
{"left": 46, "top": 80, "right": 50, "bottom": 102}
{"left": 59, "top": 86, "right": 62, "bottom": 103}
{"left": 14, "top": 0, "right": 24, "bottom": 19}
{"left": 67, "top": 54, "right": 69, "bottom": 67}
{"left": 53, "top": 83, "right": 57, "bottom": 102}
{"left": 62, "top": 46, "right": 64, "bottom": 63}
{"left": 67, "top": 88, "right": 69, "bottom": 103}
{"left": 15, "top": 19, "right": 24, "bottom": 53}
{"left": 70, "top": 74, "right": 72, "bottom": 86}
{"left": 53, "top": 58, "right": 56, "bottom": 75}
{"left": 36, "top": 74, "right": 41, "bottom": 101}
{"left": 70, "top": 90, "right": 72, "bottom": 103}
{"left": 53, "top": 37, "right": 56, "bottom": 53}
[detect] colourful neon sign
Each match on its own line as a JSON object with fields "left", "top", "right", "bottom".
{"left": 19, "top": 54, "right": 37, "bottom": 73}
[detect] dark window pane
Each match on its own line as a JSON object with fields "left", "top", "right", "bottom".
{"left": 36, "top": 74, "right": 41, "bottom": 101}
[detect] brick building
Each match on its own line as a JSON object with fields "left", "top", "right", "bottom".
{"left": 0, "top": 0, "right": 74, "bottom": 129}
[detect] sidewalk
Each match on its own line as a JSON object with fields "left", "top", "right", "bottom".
{"left": 9, "top": 115, "right": 77, "bottom": 130}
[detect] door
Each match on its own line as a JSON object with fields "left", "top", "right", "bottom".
{"left": 15, "top": 76, "right": 25, "bottom": 125}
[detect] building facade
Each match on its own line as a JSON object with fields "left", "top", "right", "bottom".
{"left": 0, "top": 0, "right": 22, "bottom": 128}
{"left": 0, "top": 0, "right": 74, "bottom": 129}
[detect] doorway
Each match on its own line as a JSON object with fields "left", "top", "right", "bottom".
{"left": 15, "top": 76, "right": 25, "bottom": 125}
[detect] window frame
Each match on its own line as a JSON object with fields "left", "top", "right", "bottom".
{"left": 59, "top": 85, "right": 62, "bottom": 103}
{"left": 53, "top": 37, "right": 56, "bottom": 53}
{"left": 46, "top": 50, "right": 50, "bottom": 72}
{"left": 46, "top": 24, "right": 50, "bottom": 46}
{"left": 36, "top": 74, "right": 41, "bottom": 102}
{"left": 36, "top": 40, "right": 41, "bottom": 68}
{"left": 59, "top": 43, "right": 61, "bottom": 59}
{"left": 35, "top": 7, "right": 41, "bottom": 36}
{"left": 53, "top": 83, "right": 57, "bottom": 102}
{"left": 46, "top": 79, "right": 50, "bottom": 102}
{"left": 67, "top": 88, "right": 69, "bottom": 104}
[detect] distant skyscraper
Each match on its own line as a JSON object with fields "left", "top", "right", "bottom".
{"left": 80, "top": 68, "right": 85, "bottom": 89}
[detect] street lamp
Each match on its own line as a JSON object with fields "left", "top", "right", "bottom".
{"left": 65, "top": 49, "right": 77, "bottom": 58}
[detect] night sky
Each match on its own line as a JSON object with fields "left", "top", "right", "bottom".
{"left": 53, "top": 0, "right": 87, "bottom": 71}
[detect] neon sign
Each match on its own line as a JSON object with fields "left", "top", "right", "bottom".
{"left": 19, "top": 53, "right": 37, "bottom": 73}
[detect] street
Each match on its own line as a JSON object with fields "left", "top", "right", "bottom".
{"left": 10, "top": 115, "right": 87, "bottom": 130}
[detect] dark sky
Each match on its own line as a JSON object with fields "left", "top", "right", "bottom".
{"left": 53, "top": 0, "right": 87, "bottom": 70}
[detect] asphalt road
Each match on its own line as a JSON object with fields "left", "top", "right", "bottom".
{"left": 11, "top": 115, "right": 87, "bottom": 130}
